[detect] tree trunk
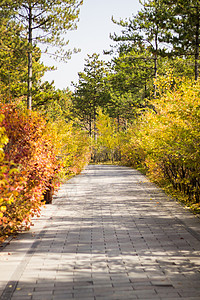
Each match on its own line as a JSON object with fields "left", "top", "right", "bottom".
{"left": 154, "top": 28, "right": 158, "bottom": 98}
{"left": 195, "top": 5, "right": 199, "bottom": 81}
{"left": 94, "top": 107, "right": 97, "bottom": 141}
{"left": 27, "top": 4, "right": 32, "bottom": 110}
{"left": 117, "top": 114, "right": 120, "bottom": 132}
{"left": 89, "top": 113, "right": 92, "bottom": 136}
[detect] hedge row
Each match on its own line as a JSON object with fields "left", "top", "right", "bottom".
{"left": 120, "top": 77, "right": 200, "bottom": 210}
{"left": 0, "top": 103, "right": 90, "bottom": 241}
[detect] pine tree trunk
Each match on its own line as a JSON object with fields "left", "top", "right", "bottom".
{"left": 89, "top": 113, "right": 92, "bottom": 136}
{"left": 154, "top": 29, "right": 158, "bottom": 98}
{"left": 195, "top": 5, "right": 199, "bottom": 81}
{"left": 94, "top": 107, "right": 97, "bottom": 141}
{"left": 27, "top": 4, "right": 32, "bottom": 110}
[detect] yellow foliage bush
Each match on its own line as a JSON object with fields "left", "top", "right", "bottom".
{"left": 92, "top": 108, "right": 121, "bottom": 163}
{"left": 0, "top": 114, "right": 8, "bottom": 162}
{"left": 48, "top": 119, "right": 91, "bottom": 179}
{"left": 120, "top": 77, "right": 200, "bottom": 207}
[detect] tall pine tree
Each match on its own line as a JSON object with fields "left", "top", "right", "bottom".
{"left": 72, "top": 53, "right": 110, "bottom": 139}
{"left": 162, "top": 0, "right": 200, "bottom": 80}
{"left": 3, "top": 0, "right": 83, "bottom": 109}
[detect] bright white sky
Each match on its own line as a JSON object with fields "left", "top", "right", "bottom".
{"left": 41, "top": 0, "right": 141, "bottom": 90}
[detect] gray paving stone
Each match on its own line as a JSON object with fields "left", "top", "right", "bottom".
{"left": 0, "top": 165, "right": 200, "bottom": 300}
{"left": 53, "top": 296, "right": 73, "bottom": 300}
{"left": 11, "top": 296, "right": 32, "bottom": 300}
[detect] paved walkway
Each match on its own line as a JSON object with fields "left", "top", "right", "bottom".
{"left": 0, "top": 165, "right": 200, "bottom": 300}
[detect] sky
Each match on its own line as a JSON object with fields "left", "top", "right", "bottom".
{"left": 41, "top": 0, "right": 141, "bottom": 90}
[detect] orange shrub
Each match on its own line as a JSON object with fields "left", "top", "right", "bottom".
{"left": 0, "top": 104, "right": 59, "bottom": 237}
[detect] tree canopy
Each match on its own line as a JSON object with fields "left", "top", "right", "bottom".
{"left": 1, "top": 0, "right": 83, "bottom": 109}
{"left": 72, "top": 53, "right": 110, "bottom": 137}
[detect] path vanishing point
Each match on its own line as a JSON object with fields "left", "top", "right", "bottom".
{"left": 0, "top": 165, "right": 200, "bottom": 300}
